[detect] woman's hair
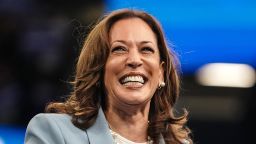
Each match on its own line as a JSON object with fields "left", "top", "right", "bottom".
{"left": 46, "top": 9, "right": 192, "bottom": 144}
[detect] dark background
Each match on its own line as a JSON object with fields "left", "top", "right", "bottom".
{"left": 0, "top": 0, "right": 255, "bottom": 143}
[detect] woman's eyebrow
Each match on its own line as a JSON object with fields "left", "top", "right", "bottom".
{"left": 111, "top": 40, "right": 154, "bottom": 45}
{"left": 110, "top": 40, "right": 126, "bottom": 46}
{"left": 139, "top": 41, "right": 154, "bottom": 45}
{"left": 140, "top": 41, "right": 153, "bottom": 44}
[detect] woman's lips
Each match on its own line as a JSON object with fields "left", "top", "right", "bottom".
{"left": 119, "top": 73, "right": 148, "bottom": 86}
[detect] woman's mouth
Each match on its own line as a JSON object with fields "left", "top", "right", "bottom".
{"left": 119, "top": 74, "right": 148, "bottom": 87}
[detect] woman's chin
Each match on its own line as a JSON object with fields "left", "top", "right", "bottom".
{"left": 117, "top": 93, "right": 151, "bottom": 106}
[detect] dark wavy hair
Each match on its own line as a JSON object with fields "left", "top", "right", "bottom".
{"left": 46, "top": 9, "right": 192, "bottom": 144}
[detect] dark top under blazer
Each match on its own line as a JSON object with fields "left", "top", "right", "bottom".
{"left": 25, "top": 108, "right": 165, "bottom": 144}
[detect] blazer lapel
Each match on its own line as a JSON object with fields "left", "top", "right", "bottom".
{"left": 86, "top": 108, "right": 166, "bottom": 144}
{"left": 86, "top": 108, "right": 114, "bottom": 144}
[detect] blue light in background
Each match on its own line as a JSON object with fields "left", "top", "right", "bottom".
{"left": 0, "top": 125, "right": 25, "bottom": 144}
{"left": 104, "top": 0, "right": 256, "bottom": 74}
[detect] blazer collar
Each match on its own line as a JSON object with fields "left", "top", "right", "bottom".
{"left": 86, "top": 107, "right": 165, "bottom": 144}
{"left": 86, "top": 108, "right": 114, "bottom": 144}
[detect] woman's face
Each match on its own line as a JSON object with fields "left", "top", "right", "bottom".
{"left": 104, "top": 18, "right": 164, "bottom": 107}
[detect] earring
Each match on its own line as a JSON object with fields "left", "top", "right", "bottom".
{"left": 158, "top": 82, "right": 165, "bottom": 89}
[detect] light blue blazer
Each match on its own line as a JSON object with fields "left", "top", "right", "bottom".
{"left": 25, "top": 108, "right": 165, "bottom": 144}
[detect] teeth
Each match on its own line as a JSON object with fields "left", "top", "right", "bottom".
{"left": 122, "top": 76, "right": 144, "bottom": 84}
{"left": 123, "top": 82, "right": 143, "bottom": 86}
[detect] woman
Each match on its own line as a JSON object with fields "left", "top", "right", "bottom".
{"left": 25, "top": 9, "right": 192, "bottom": 144}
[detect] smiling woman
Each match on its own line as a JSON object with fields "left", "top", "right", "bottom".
{"left": 105, "top": 18, "right": 163, "bottom": 106}
{"left": 24, "top": 9, "right": 192, "bottom": 144}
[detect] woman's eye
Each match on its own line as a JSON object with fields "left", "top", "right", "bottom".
{"left": 111, "top": 46, "right": 126, "bottom": 53}
{"left": 142, "top": 47, "right": 154, "bottom": 53}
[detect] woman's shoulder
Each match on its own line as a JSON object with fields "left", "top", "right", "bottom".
{"left": 26, "top": 113, "right": 86, "bottom": 133}
{"left": 28, "top": 113, "right": 75, "bottom": 130}
{"left": 32, "top": 113, "right": 72, "bottom": 123}
{"left": 25, "top": 113, "right": 89, "bottom": 144}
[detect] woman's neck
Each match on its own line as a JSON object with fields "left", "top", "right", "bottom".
{"left": 105, "top": 103, "right": 150, "bottom": 143}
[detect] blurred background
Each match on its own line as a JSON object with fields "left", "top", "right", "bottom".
{"left": 0, "top": 0, "right": 255, "bottom": 143}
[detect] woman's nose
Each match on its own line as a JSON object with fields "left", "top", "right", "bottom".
{"left": 126, "top": 49, "right": 142, "bottom": 68}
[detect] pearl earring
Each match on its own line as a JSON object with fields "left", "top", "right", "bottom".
{"left": 158, "top": 82, "right": 165, "bottom": 89}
